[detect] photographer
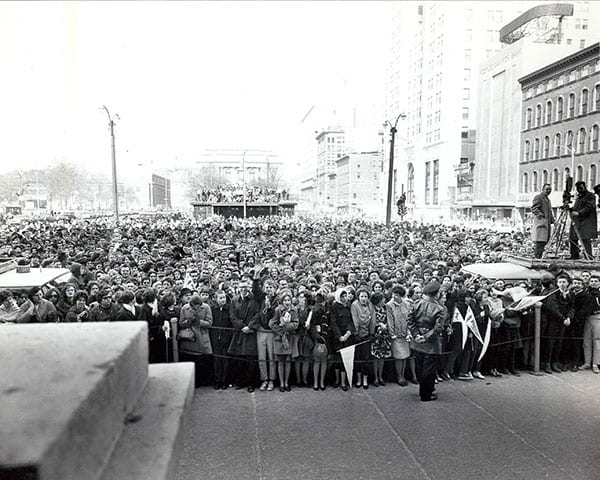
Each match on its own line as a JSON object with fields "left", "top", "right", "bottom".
{"left": 569, "top": 181, "right": 597, "bottom": 259}
{"left": 531, "top": 184, "right": 554, "bottom": 258}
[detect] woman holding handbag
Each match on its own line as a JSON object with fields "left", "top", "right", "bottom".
{"left": 179, "top": 294, "right": 213, "bottom": 388}
{"left": 310, "top": 292, "right": 331, "bottom": 391}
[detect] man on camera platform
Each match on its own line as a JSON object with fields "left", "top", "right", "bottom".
{"left": 569, "top": 181, "right": 597, "bottom": 260}
{"left": 532, "top": 183, "right": 554, "bottom": 258}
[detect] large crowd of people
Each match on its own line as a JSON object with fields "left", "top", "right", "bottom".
{"left": 1, "top": 214, "right": 598, "bottom": 401}
{"left": 196, "top": 185, "right": 289, "bottom": 203}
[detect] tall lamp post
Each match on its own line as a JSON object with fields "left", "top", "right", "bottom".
{"left": 384, "top": 113, "right": 406, "bottom": 226}
{"left": 242, "top": 150, "right": 247, "bottom": 219}
{"left": 102, "top": 105, "right": 119, "bottom": 223}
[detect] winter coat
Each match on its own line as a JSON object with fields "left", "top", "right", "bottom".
{"left": 227, "top": 293, "right": 260, "bottom": 357}
{"left": 179, "top": 302, "right": 213, "bottom": 355}
{"left": 269, "top": 305, "right": 299, "bottom": 355}
{"left": 531, "top": 192, "right": 554, "bottom": 242}
{"left": 570, "top": 190, "right": 598, "bottom": 240}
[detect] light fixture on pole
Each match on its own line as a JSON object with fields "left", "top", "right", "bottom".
{"left": 383, "top": 113, "right": 406, "bottom": 227}
{"left": 102, "top": 106, "right": 119, "bottom": 223}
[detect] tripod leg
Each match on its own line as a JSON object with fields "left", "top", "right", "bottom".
{"left": 570, "top": 215, "right": 592, "bottom": 260}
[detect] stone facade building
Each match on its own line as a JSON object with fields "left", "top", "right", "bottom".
{"left": 518, "top": 42, "right": 600, "bottom": 214}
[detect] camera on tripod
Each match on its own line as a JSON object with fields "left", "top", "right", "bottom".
{"left": 561, "top": 176, "right": 573, "bottom": 210}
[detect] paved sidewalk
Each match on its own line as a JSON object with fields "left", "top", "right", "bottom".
{"left": 176, "top": 371, "right": 600, "bottom": 480}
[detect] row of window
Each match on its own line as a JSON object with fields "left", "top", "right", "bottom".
{"left": 526, "top": 61, "right": 599, "bottom": 98}
{"left": 521, "top": 164, "right": 598, "bottom": 194}
{"left": 424, "top": 159, "right": 439, "bottom": 205}
{"left": 523, "top": 125, "right": 600, "bottom": 161}
{"left": 524, "top": 84, "right": 600, "bottom": 129}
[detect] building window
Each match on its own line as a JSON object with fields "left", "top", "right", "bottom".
{"left": 577, "top": 165, "right": 584, "bottom": 182}
{"left": 533, "top": 171, "right": 539, "bottom": 191}
{"left": 425, "top": 161, "right": 431, "bottom": 205}
{"left": 568, "top": 93, "right": 576, "bottom": 117}
{"left": 543, "top": 136, "right": 550, "bottom": 158}
{"left": 524, "top": 140, "right": 531, "bottom": 161}
{"left": 525, "top": 108, "right": 532, "bottom": 129}
{"left": 566, "top": 130, "right": 574, "bottom": 150}
{"left": 564, "top": 167, "right": 571, "bottom": 189}
{"left": 543, "top": 169, "right": 549, "bottom": 185}
{"left": 534, "top": 138, "right": 540, "bottom": 159}
{"left": 462, "top": 107, "right": 469, "bottom": 121}
{"left": 581, "top": 88, "right": 589, "bottom": 114}
{"left": 545, "top": 100, "right": 552, "bottom": 124}
{"left": 522, "top": 172, "right": 529, "bottom": 193}
{"left": 433, "top": 159, "right": 439, "bottom": 205}
{"left": 464, "top": 69, "right": 471, "bottom": 81}
{"left": 554, "top": 133, "right": 562, "bottom": 156}
{"left": 553, "top": 168, "right": 560, "bottom": 191}
{"left": 463, "top": 88, "right": 470, "bottom": 100}
{"left": 578, "top": 127, "right": 587, "bottom": 154}
{"left": 591, "top": 164, "right": 597, "bottom": 186}
{"left": 556, "top": 96, "right": 564, "bottom": 120}
{"left": 407, "top": 163, "right": 414, "bottom": 204}
{"left": 592, "top": 125, "right": 599, "bottom": 151}
{"left": 535, "top": 104, "right": 542, "bottom": 126}
{"left": 594, "top": 84, "right": 600, "bottom": 111}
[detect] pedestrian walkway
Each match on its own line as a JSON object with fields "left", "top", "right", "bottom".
{"left": 175, "top": 372, "right": 600, "bottom": 480}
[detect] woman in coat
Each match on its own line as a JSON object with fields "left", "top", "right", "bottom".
{"left": 179, "top": 294, "right": 213, "bottom": 387}
{"left": 55, "top": 283, "right": 77, "bottom": 322}
{"left": 330, "top": 288, "right": 355, "bottom": 391}
{"left": 292, "top": 291, "right": 313, "bottom": 387}
{"left": 269, "top": 292, "right": 299, "bottom": 392}
{"left": 310, "top": 292, "right": 332, "bottom": 391}
{"left": 350, "top": 288, "right": 376, "bottom": 389}
{"left": 370, "top": 291, "right": 392, "bottom": 386}
{"left": 386, "top": 285, "right": 413, "bottom": 386}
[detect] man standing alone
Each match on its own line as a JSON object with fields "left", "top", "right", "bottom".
{"left": 531, "top": 183, "right": 554, "bottom": 258}
{"left": 569, "top": 181, "right": 597, "bottom": 259}
{"left": 407, "top": 281, "right": 446, "bottom": 402}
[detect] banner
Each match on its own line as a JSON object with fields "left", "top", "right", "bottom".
{"left": 478, "top": 319, "right": 491, "bottom": 362}
{"left": 452, "top": 308, "right": 469, "bottom": 350}
{"left": 507, "top": 288, "right": 556, "bottom": 311}
{"left": 210, "top": 242, "right": 235, "bottom": 253}
{"left": 339, "top": 344, "right": 356, "bottom": 389}
{"left": 464, "top": 306, "right": 483, "bottom": 345}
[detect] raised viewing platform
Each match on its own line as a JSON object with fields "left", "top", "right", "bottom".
{"left": 191, "top": 200, "right": 297, "bottom": 218}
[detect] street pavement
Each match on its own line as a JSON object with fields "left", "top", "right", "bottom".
{"left": 175, "top": 370, "right": 600, "bottom": 480}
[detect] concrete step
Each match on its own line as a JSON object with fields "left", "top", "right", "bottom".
{"left": 0, "top": 322, "right": 149, "bottom": 480}
{"left": 99, "top": 363, "right": 195, "bottom": 480}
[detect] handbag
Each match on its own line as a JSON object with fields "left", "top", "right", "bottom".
{"left": 312, "top": 340, "right": 328, "bottom": 360}
{"left": 177, "top": 327, "right": 196, "bottom": 342}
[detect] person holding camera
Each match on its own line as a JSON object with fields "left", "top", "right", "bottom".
{"left": 569, "top": 181, "right": 597, "bottom": 259}
{"left": 531, "top": 183, "right": 554, "bottom": 259}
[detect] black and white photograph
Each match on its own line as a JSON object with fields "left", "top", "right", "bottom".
{"left": 1, "top": 1, "right": 599, "bottom": 479}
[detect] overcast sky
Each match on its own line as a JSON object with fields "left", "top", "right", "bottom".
{"left": 0, "top": 1, "right": 390, "bottom": 178}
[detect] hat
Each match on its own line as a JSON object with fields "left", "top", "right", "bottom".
{"left": 179, "top": 287, "right": 192, "bottom": 297}
{"left": 423, "top": 281, "right": 441, "bottom": 296}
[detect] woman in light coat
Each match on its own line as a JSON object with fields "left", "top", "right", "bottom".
{"left": 386, "top": 285, "right": 413, "bottom": 386}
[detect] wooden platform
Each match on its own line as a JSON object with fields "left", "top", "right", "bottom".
{"left": 504, "top": 254, "right": 600, "bottom": 273}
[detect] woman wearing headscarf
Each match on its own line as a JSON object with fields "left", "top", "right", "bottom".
{"left": 330, "top": 288, "right": 355, "bottom": 391}
{"left": 351, "top": 288, "right": 376, "bottom": 389}
{"left": 179, "top": 294, "right": 213, "bottom": 387}
{"left": 269, "top": 291, "right": 299, "bottom": 392}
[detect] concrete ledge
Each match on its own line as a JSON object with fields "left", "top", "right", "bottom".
{"left": 0, "top": 322, "right": 149, "bottom": 480}
{"left": 100, "top": 363, "right": 195, "bottom": 480}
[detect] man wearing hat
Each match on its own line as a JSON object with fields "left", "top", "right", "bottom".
{"left": 407, "top": 281, "right": 447, "bottom": 401}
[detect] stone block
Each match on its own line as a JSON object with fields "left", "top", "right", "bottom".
{"left": 99, "top": 363, "right": 195, "bottom": 480}
{"left": 0, "top": 322, "right": 148, "bottom": 480}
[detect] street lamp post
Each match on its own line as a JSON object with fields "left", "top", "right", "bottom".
{"left": 102, "top": 106, "right": 119, "bottom": 223}
{"left": 242, "top": 150, "right": 247, "bottom": 219}
{"left": 384, "top": 113, "right": 406, "bottom": 227}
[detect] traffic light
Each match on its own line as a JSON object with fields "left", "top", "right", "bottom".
{"left": 396, "top": 193, "right": 407, "bottom": 217}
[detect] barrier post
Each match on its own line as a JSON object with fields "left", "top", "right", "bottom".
{"left": 531, "top": 302, "right": 543, "bottom": 376}
{"left": 170, "top": 317, "right": 179, "bottom": 363}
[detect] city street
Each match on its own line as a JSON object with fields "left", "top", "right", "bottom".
{"left": 176, "top": 371, "right": 600, "bottom": 480}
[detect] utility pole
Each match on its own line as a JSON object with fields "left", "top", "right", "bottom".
{"left": 242, "top": 150, "right": 247, "bottom": 219}
{"left": 385, "top": 113, "right": 406, "bottom": 226}
{"left": 102, "top": 106, "right": 119, "bottom": 223}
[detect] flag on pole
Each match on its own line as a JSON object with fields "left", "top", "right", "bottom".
{"left": 464, "top": 305, "right": 483, "bottom": 344}
{"left": 210, "top": 242, "right": 234, "bottom": 253}
{"left": 505, "top": 287, "right": 556, "bottom": 312}
{"left": 478, "top": 319, "right": 491, "bottom": 362}
{"left": 339, "top": 344, "right": 356, "bottom": 389}
{"left": 452, "top": 308, "right": 469, "bottom": 350}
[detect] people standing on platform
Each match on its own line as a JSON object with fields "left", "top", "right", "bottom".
{"left": 407, "top": 281, "right": 446, "bottom": 402}
{"left": 531, "top": 183, "right": 554, "bottom": 259}
{"left": 569, "top": 181, "right": 597, "bottom": 259}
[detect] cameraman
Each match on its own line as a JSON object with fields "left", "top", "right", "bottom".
{"left": 531, "top": 183, "right": 554, "bottom": 258}
{"left": 569, "top": 181, "right": 597, "bottom": 259}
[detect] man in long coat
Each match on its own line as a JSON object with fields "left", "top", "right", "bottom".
{"left": 569, "top": 181, "right": 598, "bottom": 259}
{"left": 531, "top": 183, "right": 554, "bottom": 258}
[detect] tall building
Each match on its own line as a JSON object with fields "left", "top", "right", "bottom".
{"left": 473, "top": 2, "right": 600, "bottom": 220}
{"left": 517, "top": 43, "right": 600, "bottom": 216}
{"left": 335, "top": 152, "right": 383, "bottom": 217}
{"left": 385, "top": 1, "right": 565, "bottom": 221}
{"left": 315, "top": 128, "right": 345, "bottom": 211}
